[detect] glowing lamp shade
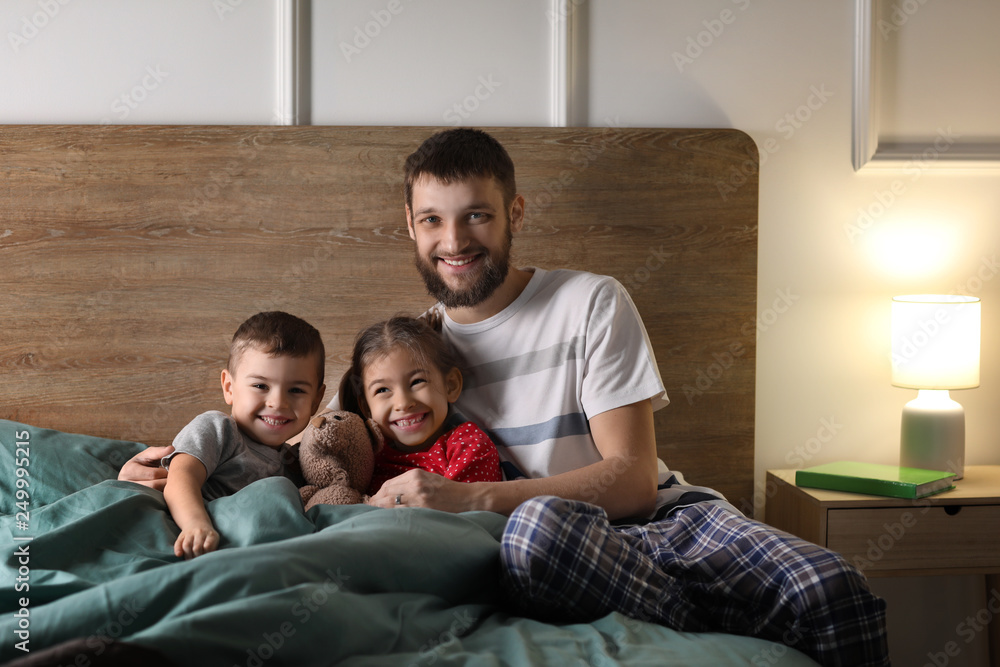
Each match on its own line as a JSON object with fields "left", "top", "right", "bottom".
{"left": 891, "top": 295, "right": 981, "bottom": 479}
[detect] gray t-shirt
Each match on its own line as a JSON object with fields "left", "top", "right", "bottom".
{"left": 161, "top": 410, "right": 294, "bottom": 501}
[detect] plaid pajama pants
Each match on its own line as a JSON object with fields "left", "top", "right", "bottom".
{"left": 500, "top": 496, "right": 889, "bottom": 667}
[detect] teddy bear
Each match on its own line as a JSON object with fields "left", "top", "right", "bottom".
{"left": 298, "top": 410, "right": 385, "bottom": 510}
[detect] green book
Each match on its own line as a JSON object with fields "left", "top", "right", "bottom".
{"left": 795, "top": 461, "right": 956, "bottom": 499}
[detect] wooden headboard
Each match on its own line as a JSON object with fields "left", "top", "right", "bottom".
{"left": 1, "top": 125, "right": 758, "bottom": 509}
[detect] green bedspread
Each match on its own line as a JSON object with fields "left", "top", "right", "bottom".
{"left": 0, "top": 420, "right": 817, "bottom": 666}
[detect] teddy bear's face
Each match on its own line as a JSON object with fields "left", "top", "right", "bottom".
{"left": 299, "top": 411, "right": 383, "bottom": 491}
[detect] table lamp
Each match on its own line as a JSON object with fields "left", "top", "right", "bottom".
{"left": 891, "top": 294, "right": 981, "bottom": 479}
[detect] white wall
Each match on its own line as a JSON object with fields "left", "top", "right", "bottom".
{"left": 1, "top": 0, "right": 277, "bottom": 124}
{"left": 3, "top": 1, "right": 998, "bottom": 664}
{"left": 310, "top": 0, "right": 552, "bottom": 126}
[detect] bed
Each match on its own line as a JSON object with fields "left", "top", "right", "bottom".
{"left": 0, "top": 125, "right": 816, "bottom": 665}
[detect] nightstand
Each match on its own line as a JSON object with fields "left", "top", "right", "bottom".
{"left": 766, "top": 465, "right": 1000, "bottom": 667}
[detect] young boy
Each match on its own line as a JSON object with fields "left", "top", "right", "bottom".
{"left": 162, "top": 311, "right": 326, "bottom": 559}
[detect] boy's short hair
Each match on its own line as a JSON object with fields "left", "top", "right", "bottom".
{"left": 403, "top": 128, "right": 517, "bottom": 213}
{"left": 228, "top": 311, "right": 325, "bottom": 385}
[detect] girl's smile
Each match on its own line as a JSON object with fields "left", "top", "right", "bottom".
{"left": 362, "top": 347, "right": 462, "bottom": 450}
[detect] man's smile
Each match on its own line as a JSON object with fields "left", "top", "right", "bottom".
{"left": 441, "top": 256, "right": 477, "bottom": 267}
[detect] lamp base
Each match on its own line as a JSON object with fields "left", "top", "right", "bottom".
{"left": 899, "top": 389, "right": 965, "bottom": 479}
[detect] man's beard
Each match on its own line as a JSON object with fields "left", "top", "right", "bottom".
{"left": 414, "top": 228, "right": 513, "bottom": 309}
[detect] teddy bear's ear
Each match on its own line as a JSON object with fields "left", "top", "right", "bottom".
{"left": 364, "top": 418, "right": 385, "bottom": 454}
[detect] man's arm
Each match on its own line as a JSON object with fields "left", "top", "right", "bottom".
{"left": 162, "top": 453, "right": 220, "bottom": 559}
{"left": 368, "top": 399, "right": 659, "bottom": 520}
{"left": 117, "top": 445, "right": 174, "bottom": 491}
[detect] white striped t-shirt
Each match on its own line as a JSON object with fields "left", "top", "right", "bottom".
{"left": 441, "top": 268, "right": 668, "bottom": 480}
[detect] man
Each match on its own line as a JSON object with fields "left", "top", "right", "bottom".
{"left": 120, "top": 128, "right": 888, "bottom": 666}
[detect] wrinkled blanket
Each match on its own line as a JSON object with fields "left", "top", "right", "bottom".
{"left": 0, "top": 420, "right": 816, "bottom": 665}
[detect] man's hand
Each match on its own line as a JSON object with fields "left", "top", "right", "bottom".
{"left": 174, "top": 524, "right": 220, "bottom": 560}
{"left": 366, "top": 400, "right": 659, "bottom": 519}
{"left": 117, "top": 445, "right": 174, "bottom": 491}
{"left": 367, "top": 469, "right": 483, "bottom": 513}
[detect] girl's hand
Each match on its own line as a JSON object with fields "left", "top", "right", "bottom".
{"left": 174, "top": 525, "right": 219, "bottom": 559}
{"left": 368, "top": 469, "right": 482, "bottom": 514}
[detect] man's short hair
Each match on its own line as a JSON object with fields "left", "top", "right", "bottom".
{"left": 403, "top": 128, "right": 517, "bottom": 212}
{"left": 228, "top": 311, "right": 325, "bottom": 385}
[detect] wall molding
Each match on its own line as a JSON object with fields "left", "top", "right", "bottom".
{"left": 550, "top": 0, "right": 570, "bottom": 127}
{"left": 852, "top": 0, "right": 878, "bottom": 171}
{"left": 549, "top": 0, "right": 588, "bottom": 127}
{"left": 284, "top": 1, "right": 577, "bottom": 128}
{"left": 276, "top": 0, "right": 309, "bottom": 126}
{"left": 853, "top": 0, "right": 1000, "bottom": 170}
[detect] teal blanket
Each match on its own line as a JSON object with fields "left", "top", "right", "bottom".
{"left": 0, "top": 421, "right": 817, "bottom": 665}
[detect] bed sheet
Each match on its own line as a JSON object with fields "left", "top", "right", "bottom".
{"left": 0, "top": 420, "right": 817, "bottom": 666}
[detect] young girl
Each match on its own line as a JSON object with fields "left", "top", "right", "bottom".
{"left": 339, "top": 313, "right": 501, "bottom": 496}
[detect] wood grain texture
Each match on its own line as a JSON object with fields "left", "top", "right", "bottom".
{"left": 0, "top": 125, "right": 758, "bottom": 508}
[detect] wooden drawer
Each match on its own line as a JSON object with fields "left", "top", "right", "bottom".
{"left": 827, "top": 504, "right": 1000, "bottom": 574}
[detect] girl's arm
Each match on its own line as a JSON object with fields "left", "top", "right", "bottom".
{"left": 163, "top": 453, "right": 220, "bottom": 559}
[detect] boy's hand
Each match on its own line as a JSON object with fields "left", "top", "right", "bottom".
{"left": 163, "top": 453, "right": 217, "bottom": 559}
{"left": 174, "top": 525, "right": 220, "bottom": 559}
